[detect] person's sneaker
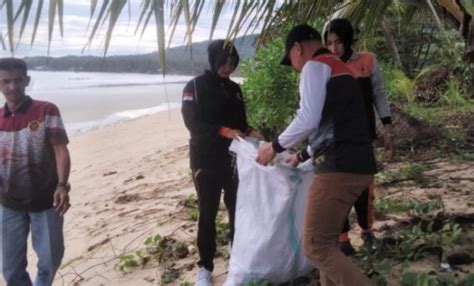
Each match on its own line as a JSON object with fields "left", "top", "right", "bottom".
{"left": 196, "top": 267, "right": 212, "bottom": 286}
{"left": 362, "top": 232, "right": 378, "bottom": 253}
{"left": 339, "top": 240, "right": 356, "bottom": 256}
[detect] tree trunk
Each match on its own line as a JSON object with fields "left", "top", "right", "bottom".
{"left": 471, "top": 68, "right": 474, "bottom": 98}
{"left": 468, "top": 17, "right": 474, "bottom": 97}
{"left": 466, "top": 13, "right": 474, "bottom": 62}
{"left": 381, "top": 18, "right": 408, "bottom": 75}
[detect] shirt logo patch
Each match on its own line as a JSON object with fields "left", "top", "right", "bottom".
{"left": 28, "top": 120, "right": 40, "bottom": 132}
{"left": 183, "top": 91, "right": 194, "bottom": 102}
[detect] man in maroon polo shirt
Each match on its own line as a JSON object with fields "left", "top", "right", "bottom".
{"left": 0, "top": 58, "right": 71, "bottom": 286}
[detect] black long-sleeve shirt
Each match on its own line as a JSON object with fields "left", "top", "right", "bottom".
{"left": 182, "top": 70, "right": 250, "bottom": 170}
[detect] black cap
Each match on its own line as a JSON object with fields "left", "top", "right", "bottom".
{"left": 280, "top": 24, "right": 321, "bottom": 66}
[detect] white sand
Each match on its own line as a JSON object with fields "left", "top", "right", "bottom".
{"left": 32, "top": 109, "right": 229, "bottom": 285}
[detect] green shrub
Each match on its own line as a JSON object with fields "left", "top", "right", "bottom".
{"left": 440, "top": 78, "right": 467, "bottom": 107}
{"left": 381, "top": 62, "right": 405, "bottom": 101}
{"left": 240, "top": 36, "right": 299, "bottom": 140}
{"left": 396, "top": 76, "right": 416, "bottom": 104}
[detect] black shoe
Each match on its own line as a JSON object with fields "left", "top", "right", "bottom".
{"left": 339, "top": 240, "right": 356, "bottom": 256}
{"left": 362, "top": 232, "right": 378, "bottom": 253}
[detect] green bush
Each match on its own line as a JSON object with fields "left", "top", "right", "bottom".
{"left": 240, "top": 36, "right": 299, "bottom": 140}
{"left": 440, "top": 78, "right": 467, "bottom": 107}
{"left": 380, "top": 62, "right": 415, "bottom": 103}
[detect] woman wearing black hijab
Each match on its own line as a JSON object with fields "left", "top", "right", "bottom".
{"left": 324, "top": 18, "right": 395, "bottom": 256}
{"left": 181, "top": 39, "right": 262, "bottom": 286}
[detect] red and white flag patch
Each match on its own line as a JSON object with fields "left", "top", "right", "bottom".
{"left": 183, "top": 91, "right": 194, "bottom": 102}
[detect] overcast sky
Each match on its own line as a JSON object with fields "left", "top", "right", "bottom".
{"left": 0, "top": 0, "right": 263, "bottom": 58}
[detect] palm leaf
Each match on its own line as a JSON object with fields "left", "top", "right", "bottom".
{"left": 86, "top": 0, "right": 99, "bottom": 32}
{"left": 58, "top": 0, "right": 64, "bottom": 37}
{"left": 166, "top": 2, "right": 181, "bottom": 48}
{"left": 209, "top": 0, "right": 225, "bottom": 41}
{"left": 30, "top": 0, "right": 44, "bottom": 46}
{"left": 181, "top": 0, "right": 193, "bottom": 46}
{"left": 242, "top": 0, "right": 270, "bottom": 37}
{"left": 226, "top": 0, "right": 242, "bottom": 40}
{"left": 135, "top": 0, "right": 151, "bottom": 35}
{"left": 339, "top": 0, "right": 392, "bottom": 37}
{"left": 84, "top": 0, "right": 109, "bottom": 52}
{"left": 460, "top": 0, "right": 474, "bottom": 15}
{"left": 426, "top": 0, "right": 446, "bottom": 34}
{"left": 190, "top": 0, "right": 205, "bottom": 34}
{"left": 229, "top": 0, "right": 255, "bottom": 40}
{"left": 16, "top": 0, "right": 33, "bottom": 45}
{"left": 103, "top": 0, "right": 127, "bottom": 57}
{"left": 91, "top": 0, "right": 99, "bottom": 17}
{"left": 47, "top": 0, "right": 58, "bottom": 57}
{"left": 13, "top": 0, "right": 26, "bottom": 22}
{"left": 0, "top": 32, "right": 6, "bottom": 50}
{"left": 153, "top": 0, "right": 166, "bottom": 73}
{"left": 6, "top": 0, "right": 14, "bottom": 52}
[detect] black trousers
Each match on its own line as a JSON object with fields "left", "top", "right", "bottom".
{"left": 341, "top": 179, "right": 375, "bottom": 234}
{"left": 192, "top": 164, "right": 238, "bottom": 272}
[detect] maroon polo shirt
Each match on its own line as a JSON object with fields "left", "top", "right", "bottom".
{"left": 0, "top": 96, "right": 69, "bottom": 211}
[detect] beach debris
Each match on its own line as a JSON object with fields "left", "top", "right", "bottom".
{"left": 136, "top": 175, "right": 145, "bottom": 180}
{"left": 103, "top": 171, "right": 118, "bottom": 176}
{"left": 87, "top": 238, "right": 111, "bottom": 252}
{"left": 114, "top": 194, "right": 141, "bottom": 204}
{"left": 143, "top": 276, "right": 155, "bottom": 283}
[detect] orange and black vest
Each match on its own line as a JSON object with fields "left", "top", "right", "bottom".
{"left": 312, "top": 49, "right": 377, "bottom": 174}
{"left": 345, "top": 52, "right": 378, "bottom": 138}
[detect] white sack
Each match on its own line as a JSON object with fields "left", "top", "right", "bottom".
{"left": 224, "top": 139, "right": 314, "bottom": 285}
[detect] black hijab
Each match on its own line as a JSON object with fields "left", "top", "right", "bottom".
{"left": 207, "top": 39, "right": 240, "bottom": 72}
{"left": 324, "top": 18, "right": 354, "bottom": 62}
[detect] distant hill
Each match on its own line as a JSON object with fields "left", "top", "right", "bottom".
{"left": 23, "top": 35, "right": 257, "bottom": 75}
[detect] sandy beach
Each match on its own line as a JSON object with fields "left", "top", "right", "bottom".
{"left": 14, "top": 106, "right": 473, "bottom": 286}
{"left": 25, "top": 108, "right": 227, "bottom": 285}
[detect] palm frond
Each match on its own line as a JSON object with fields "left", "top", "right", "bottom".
{"left": 58, "top": 0, "right": 64, "bottom": 37}
{"left": 135, "top": 0, "right": 151, "bottom": 35}
{"left": 16, "top": 0, "right": 33, "bottom": 45}
{"left": 339, "top": 0, "right": 392, "bottom": 36}
{"left": 209, "top": 0, "right": 225, "bottom": 41}
{"left": 426, "top": 0, "right": 446, "bottom": 34}
{"left": 6, "top": 0, "right": 14, "bottom": 53}
{"left": 30, "top": 0, "right": 44, "bottom": 46}
{"left": 181, "top": 0, "right": 193, "bottom": 46}
{"left": 47, "top": 0, "right": 58, "bottom": 57}
{"left": 166, "top": 2, "right": 181, "bottom": 48}
{"left": 0, "top": 32, "right": 6, "bottom": 50}
{"left": 153, "top": 0, "right": 166, "bottom": 73}
{"left": 84, "top": 0, "right": 109, "bottom": 52}
{"left": 103, "top": 0, "right": 127, "bottom": 57}
{"left": 460, "top": 0, "right": 474, "bottom": 15}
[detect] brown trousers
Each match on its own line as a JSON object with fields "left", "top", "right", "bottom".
{"left": 303, "top": 173, "right": 374, "bottom": 286}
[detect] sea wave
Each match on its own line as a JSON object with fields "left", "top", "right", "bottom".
{"left": 67, "top": 102, "right": 181, "bottom": 135}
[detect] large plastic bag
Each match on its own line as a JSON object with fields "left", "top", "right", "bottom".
{"left": 224, "top": 139, "right": 315, "bottom": 285}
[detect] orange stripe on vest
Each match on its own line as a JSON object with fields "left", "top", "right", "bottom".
{"left": 345, "top": 52, "right": 374, "bottom": 78}
{"left": 313, "top": 53, "right": 355, "bottom": 78}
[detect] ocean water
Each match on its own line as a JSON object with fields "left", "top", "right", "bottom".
{"left": 20, "top": 71, "right": 191, "bottom": 135}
